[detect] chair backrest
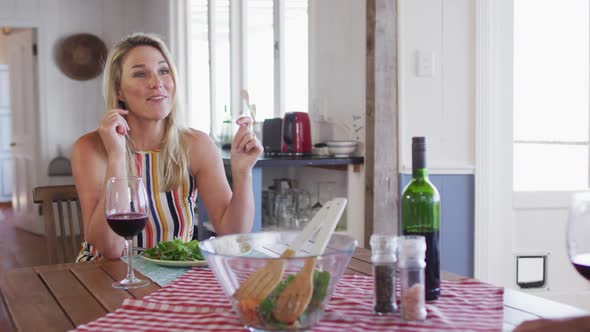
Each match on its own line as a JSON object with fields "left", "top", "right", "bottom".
{"left": 33, "top": 185, "right": 83, "bottom": 264}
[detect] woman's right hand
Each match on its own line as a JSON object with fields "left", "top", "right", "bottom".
{"left": 98, "top": 109, "right": 130, "bottom": 160}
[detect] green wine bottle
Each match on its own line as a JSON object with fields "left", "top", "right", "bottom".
{"left": 401, "top": 136, "right": 441, "bottom": 301}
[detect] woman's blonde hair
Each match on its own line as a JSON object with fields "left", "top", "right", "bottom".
{"left": 103, "top": 32, "right": 187, "bottom": 192}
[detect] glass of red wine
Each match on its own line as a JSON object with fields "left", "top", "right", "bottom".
{"left": 567, "top": 192, "right": 590, "bottom": 281}
{"left": 105, "top": 176, "right": 150, "bottom": 289}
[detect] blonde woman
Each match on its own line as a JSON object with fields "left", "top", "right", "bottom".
{"left": 72, "top": 33, "right": 262, "bottom": 261}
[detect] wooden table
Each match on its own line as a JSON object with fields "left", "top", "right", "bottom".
{"left": 0, "top": 248, "right": 587, "bottom": 331}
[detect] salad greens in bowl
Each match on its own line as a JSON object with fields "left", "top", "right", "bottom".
{"left": 199, "top": 232, "right": 357, "bottom": 331}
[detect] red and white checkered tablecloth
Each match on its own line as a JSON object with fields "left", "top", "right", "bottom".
{"left": 75, "top": 269, "right": 504, "bottom": 332}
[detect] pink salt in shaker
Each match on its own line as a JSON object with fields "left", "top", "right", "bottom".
{"left": 398, "top": 235, "right": 427, "bottom": 321}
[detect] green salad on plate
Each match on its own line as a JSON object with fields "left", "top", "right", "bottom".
{"left": 141, "top": 239, "right": 204, "bottom": 261}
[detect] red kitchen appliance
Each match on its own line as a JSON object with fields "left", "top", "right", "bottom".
{"left": 281, "top": 111, "right": 312, "bottom": 155}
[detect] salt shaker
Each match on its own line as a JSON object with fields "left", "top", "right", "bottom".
{"left": 398, "top": 235, "right": 427, "bottom": 321}
{"left": 370, "top": 234, "right": 398, "bottom": 314}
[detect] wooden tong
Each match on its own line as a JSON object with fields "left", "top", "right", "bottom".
{"left": 232, "top": 198, "right": 347, "bottom": 306}
{"left": 272, "top": 198, "right": 347, "bottom": 323}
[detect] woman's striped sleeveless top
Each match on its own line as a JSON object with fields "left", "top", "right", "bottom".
{"left": 76, "top": 150, "right": 198, "bottom": 262}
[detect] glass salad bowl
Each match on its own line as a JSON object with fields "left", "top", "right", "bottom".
{"left": 199, "top": 231, "right": 357, "bottom": 331}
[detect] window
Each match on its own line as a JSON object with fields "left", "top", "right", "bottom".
{"left": 187, "top": 0, "right": 309, "bottom": 139}
{"left": 187, "top": 0, "right": 211, "bottom": 134}
{"left": 247, "top": 0, "right": 274, "bottom": 121}
{"left": 513, "top": 0, "right": 589, "bottom": 191}
{"left": 284, "top": 0, "right": 308, "bottom": 113}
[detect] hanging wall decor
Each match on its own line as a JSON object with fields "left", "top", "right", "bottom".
{"left": 55, "top": 33, "right": 108, "bottom": 81}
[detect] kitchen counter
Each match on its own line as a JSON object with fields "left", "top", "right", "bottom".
{"left": 196, "top": 150, "right": 364, "bottom": 239}
{"left": 220, "top": 149, "right": 364, "bottom": 167}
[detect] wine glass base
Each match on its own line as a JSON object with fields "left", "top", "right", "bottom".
{"left": 112, "top": 278, "right": 150, "bottom": 289}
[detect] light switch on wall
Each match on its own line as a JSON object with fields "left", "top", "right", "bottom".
{"left": 416, "top": 51, "right": 435, "bottom": 77}
{"left": 516, "top": 255, "right": 547, "bottom": 288}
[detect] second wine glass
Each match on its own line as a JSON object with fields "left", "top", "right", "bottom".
{"left": 567, "top": 192, "right": 590, "bottom": 281}
{"left": 105, "top": 176, "right": 150, "bottom": 289}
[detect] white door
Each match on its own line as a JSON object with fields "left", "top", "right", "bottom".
{"left": 0, "top": 64, "right": 12, "bottom": 202}
{"left": 477, "top": 0, "right": 590, "bottom": 311}
{"left": 7, "top": 29, "right": 41, "bottom": 234}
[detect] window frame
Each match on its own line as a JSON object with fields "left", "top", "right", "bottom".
{"left": 511, "top": 0, "right": 590, "bottom": 194}
{"left": 185, "top": 0, "right": 309, "bottom": 137}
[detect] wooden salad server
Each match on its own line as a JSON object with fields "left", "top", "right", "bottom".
{"left": 272, "top": 198, "right": 347, "bottom": 323}
{"left": 232, "top": 198, "right": 346, "bottom": 304}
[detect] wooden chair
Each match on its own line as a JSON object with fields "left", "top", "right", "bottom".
{"left": 33, "top": 185, "right": 83, "bottom": 264}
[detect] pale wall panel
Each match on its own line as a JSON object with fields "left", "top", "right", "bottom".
{"left": 0, "top": 0, "right": 41, "bottom": 27}
{"left": 309, "top": 0, "right": 366, "bottom": 146}
{"left": 0, "top": 0, "right": 39, "bottom": 21}
{"left": 398, "top": 0, "right": 475, "bottom": 173}
{"left": 0, "top": 0, "right": 16, "bottom": 20}
{"left": 37, "top": 1, "right": 60, "bottom": 184}
{"left": 78, "top": 0, "right": 105, "bottom": 134}
{"left": 15, "top": 0, "right": 39, "bottom": 16}
{"left": 441, "top": 0, "right": 475, "bottom": 168}
{"left": 102, "top": 0, "right": 127, "bottom": 48}
{"left": 398, "top": 0, "right": 444, "bottom": 170}
{"left": 0, "top": 0, "right": 157, "bottom": 186}
{"left": 142, "top": 0, "right": 171, "bottom": 42}
{"left": 123, "top": 0, "right": 146, "bottom": 36}
{"left": 51, "top": 0, "right": 83, "bottom": 164}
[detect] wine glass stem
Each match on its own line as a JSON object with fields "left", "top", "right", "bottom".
{"left": 125, "top": 238, "right": 136, "bottom": 281}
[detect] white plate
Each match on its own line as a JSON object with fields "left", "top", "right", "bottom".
{"left": 139, "top": 254, "right": 208, "bottom": 267}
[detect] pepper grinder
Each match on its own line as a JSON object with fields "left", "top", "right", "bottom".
{"left": 370, "top": 234, "right": 398, "bottom": 314}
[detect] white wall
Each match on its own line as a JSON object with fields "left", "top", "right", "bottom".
{"left": 0, "top": 34, "right": 8, "bottom": 64}
{"left": 0, "top": 0, "right": 171, "bottom": 186}
{"left": 309, "top": 0, "right": 366, "bottom": 150}
{"left": 398, "top": 0, "right": 475, "bottom": 174}
{"left": 299, "top": 0, "right": 367, "bottom": 245}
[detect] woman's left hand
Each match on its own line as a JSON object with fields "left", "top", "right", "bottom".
{"left": 231, "top": 116, "right": 263, "bottom": 174}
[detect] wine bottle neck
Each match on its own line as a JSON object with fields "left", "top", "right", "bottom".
{"left": 412, "top": 146, "right": 427, "bottom": 179}
{"left": 412, "top": 168, "right": 429, "bottom": 179}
